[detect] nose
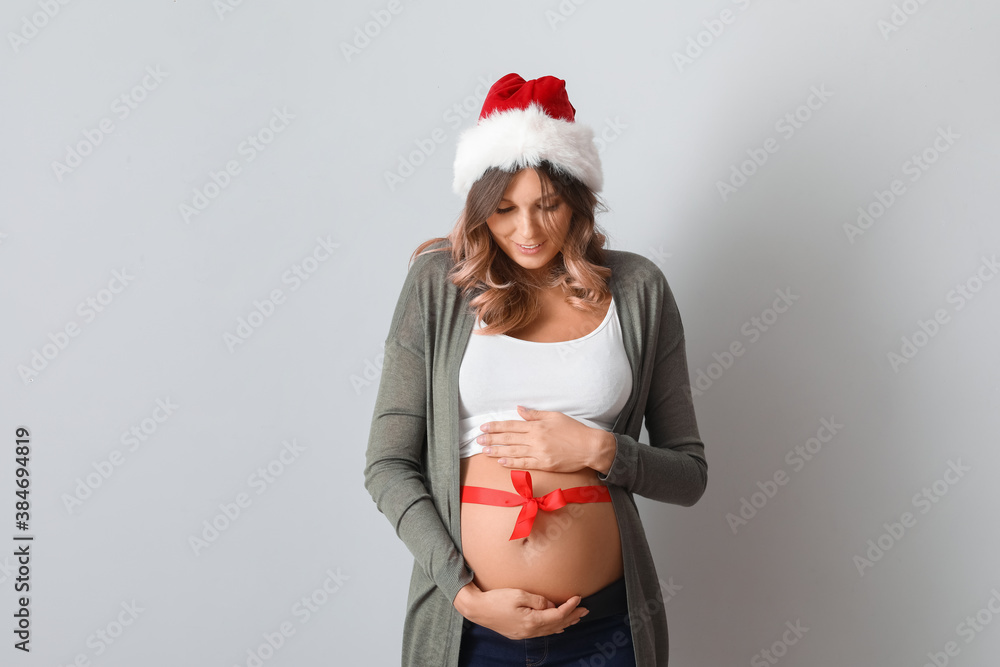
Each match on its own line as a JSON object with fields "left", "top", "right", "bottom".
{"left": 515, "top": 207, "right": 544, "bottom": 240}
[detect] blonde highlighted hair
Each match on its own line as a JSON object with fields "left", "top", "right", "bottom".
{"left": 411, "top": 160, "right": 612, "bottom": 336}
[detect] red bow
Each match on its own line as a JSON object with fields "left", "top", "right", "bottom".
{"left": 461, "top": 470, "right": 612, "bottom": 540}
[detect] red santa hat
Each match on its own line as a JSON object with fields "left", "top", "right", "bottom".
{"left": 452, "top": 73, "right": 603, "bottom": 198}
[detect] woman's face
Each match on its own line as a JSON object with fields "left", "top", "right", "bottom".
{"left": 485, "top": 168, "right": 572, "bottom": 277}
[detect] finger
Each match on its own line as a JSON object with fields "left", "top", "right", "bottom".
{"left": 485, "top": 445, "right": 526, "bottom": 458}
{"left": 517, "top": 405, "right": 554, "bottom": 421}
{"left": 561, "top": 598, "right": 589, "bottom": 621}
{"left": 536, "top": 596, "right": 581, "bottom": 621}
{"left": 528, "top": 606, "right": 565, "bottom": 626}
{"left": 519, "top": 592, "right": 554, "bottom": 610}
{"left": 499, "top": 455, "right": 540, "bottom": 469}
{"left": 558, "top": 595, "right": 582, "bottom": 612}
{"left": 482, "top": 443, "right": 515, "bottom": 456}
{"left": 485, "top": 433, "right": 530, "bottom": 449}
{"left": 481, "top": 420, "right": 530, "bottom": 434}
{"left": 532, "top": 602, "right": 584, "bottom": 626}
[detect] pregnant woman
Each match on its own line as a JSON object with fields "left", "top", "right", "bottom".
{"left": 364, "top": 73, "right": 708, "bottom": 666}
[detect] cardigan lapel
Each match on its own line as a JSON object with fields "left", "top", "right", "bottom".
{"left": 607, "top": 253, "right": 640, "bottom": 435}
{"left": 446, "top": 295, "right": 476, "bottom": 537}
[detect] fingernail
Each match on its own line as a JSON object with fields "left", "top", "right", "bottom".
{"left": 581, "top": 609, "right": 590, "bottom": 616}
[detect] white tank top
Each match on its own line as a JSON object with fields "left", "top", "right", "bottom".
{"left": 457, "top": 295, "right": 633, "bottom": 458}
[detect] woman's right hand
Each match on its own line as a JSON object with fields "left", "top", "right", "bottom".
{"left": 453, "top": 582, "right": 589, "bottom": 640}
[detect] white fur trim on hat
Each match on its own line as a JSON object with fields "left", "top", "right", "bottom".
{"left": 452, "top": 102, "right": 603, "bottom": 197}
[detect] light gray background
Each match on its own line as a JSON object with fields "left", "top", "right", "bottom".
{"left": 2, "top": 1, "right": 999, "bottom": 665}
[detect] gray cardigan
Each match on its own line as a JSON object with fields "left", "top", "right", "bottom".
{"left": 364, "top": 240, "right": 708, "bottom": 666}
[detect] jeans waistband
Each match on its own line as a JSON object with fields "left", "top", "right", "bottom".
{"left": 577, "top": 575, "right": 628, "bottom": 621}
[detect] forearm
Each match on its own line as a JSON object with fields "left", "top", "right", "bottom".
{"left": 394, "top": 493, "right": 476, "bottom": 603}
{"left": 364, "top": 335, "right": 474, "bottom": 604}
{"left": 363, "top": 254, "right": 478, "bottom": 604}
{"left": 597, "top": 432, "right": 707, "bottom": 505}
{"left": 365, "top": 456, "right": 475, "bottom": 604}
{"left": 585, "top": 402, "right": 707, "bottom": 504}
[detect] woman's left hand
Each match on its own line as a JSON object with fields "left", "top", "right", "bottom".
{"left": 477, "top": 405, "right": 610, "bottom": 473}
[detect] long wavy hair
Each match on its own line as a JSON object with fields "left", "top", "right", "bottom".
{"left": 411, "top": 160, "right": 612, "bottom": 336}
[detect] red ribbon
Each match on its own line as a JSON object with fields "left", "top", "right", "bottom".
{"left": 460, "top": 470, "right": 612, "bottom": 540}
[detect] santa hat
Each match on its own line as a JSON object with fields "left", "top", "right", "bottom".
{"left": 452, "top": 73, "right": 603, "bottom": 198}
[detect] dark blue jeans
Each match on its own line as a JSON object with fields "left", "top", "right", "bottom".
{"left": 458, "top": 576, "right": 636, "bottom": 666}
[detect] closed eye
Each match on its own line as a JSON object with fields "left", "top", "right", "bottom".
{"left": 494, "top": 202, "right": 561, "bottom": 215}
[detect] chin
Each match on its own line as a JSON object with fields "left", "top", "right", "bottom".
{"left": 518, "top": 257, "right": 559, "bottom": 274}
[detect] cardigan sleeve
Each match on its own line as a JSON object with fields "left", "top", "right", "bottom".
{"left": 363, "top": 255, "right": 475, "bottom": 604}
{"left": 597, "top": 270, "right": 708, "bottom": 506}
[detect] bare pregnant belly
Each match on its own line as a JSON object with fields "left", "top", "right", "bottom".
{"left": 460, "top": 453, "right": 624, "bottom": 604}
